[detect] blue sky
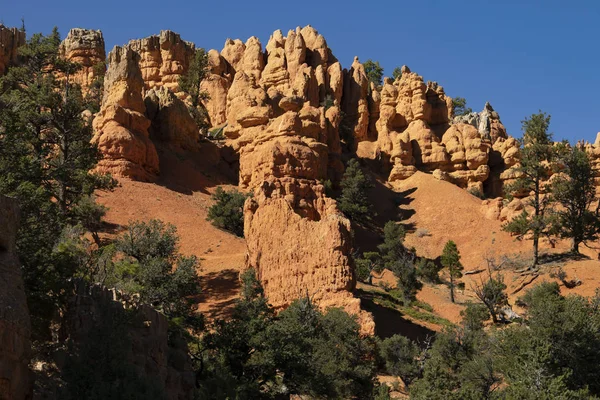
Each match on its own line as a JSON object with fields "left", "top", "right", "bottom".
{"left": 3, "top": 0, "right": 599, "bottom": 143}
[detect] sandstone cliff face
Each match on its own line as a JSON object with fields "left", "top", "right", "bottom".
{"left": 92, "top": 46, "right": 159, "bottom": 180}
{"left": 0, "top": 196, "right": 32, "bottom": 400}
{"left": 59, "top": 28, "right": 105, "bottom": 92}
{"left": 0, "top": 25, "right": 25, "bottom": 76}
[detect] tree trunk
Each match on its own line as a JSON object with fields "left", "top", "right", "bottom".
{"left": 572, "top": 239, "right": 579, "bottom": 254}
{"left": 449, "top": 275, "right": 455, "bottom": 303}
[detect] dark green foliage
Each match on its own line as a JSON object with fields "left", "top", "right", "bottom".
{"left": 320, "top": 94, "right": 335, "bottom": 110}
{"left": 105, "top": 219, "right": 203, "bottom": 332}
{"left": 199, "top": 271, "right": 377, "bottom": 399}
{"left": 416, "top": 258, "right": 442, "bottom": 283}
{"left": 472, "top": 273, "right": 507, "bottom": 323}
{"left": 84, "top": 60, "right": 105, "bottom": 113}
{"left": 338, "top": 158, "right": 375, "bottom": 223}
{"left": 552, "top": 146, "right": 600, "bottom": 253}
{"left": 379, "top": 335, "right": 420, "bottom": 385}
{"left": 178, "top": 48, "right": 210, "bottom": 132}
{"left": 392, "top": 66, "right": 403, "bottom": 81}
{"left": 503, "top": 112, "right": 555, "bottom": 267}
{"left": 495, "top": 282, "right": 600, "bottom": 397}
{"left": 460, "top": 303, "right": 490, "bottom": 332}
{"left": 451, "top": 97, "right": 472, "bottom": 117}
{"left": 441, "top": 240, "right": 463, "bottom": 303}
{"left": 363, "top": 59, "right": 384, "bottom": 86}
{"left": 355, "top": 251, "right": 382, "bottom": 283}
{"left": 379, "top": 221, "right": 422, "bottom": 302}
{"left": 206, "top": 187, "right": 248, "bottom": 237}
{"left": 0, "top": 27, "right": 115, "bottom": 339}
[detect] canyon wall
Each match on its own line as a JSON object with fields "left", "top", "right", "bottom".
{"left": 0, "top": 196, "right": 32, "bottom": 400}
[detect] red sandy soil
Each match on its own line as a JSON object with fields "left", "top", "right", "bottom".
{"left": 96, "top": 143, "right": 246, "bottom": 321}
{"left": 385, "top": 171, "right": 600, "bottom": 324}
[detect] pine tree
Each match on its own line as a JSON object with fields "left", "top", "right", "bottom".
{"left": 363, "top": 59, "right": 384, "bottom": 87}
{"left": 441, "top": 240, "right": 463, "bottom": 303}
{"left": 392, "top": 66, "right": 403, "bottom": 81}
{"left": 503, "top": 112, "right": 555, "bottom": 268}
{"left": 338, "top": 158, "right": 374, "bottom": 223}
{"left": 0, "top": 28, "right": 115, "bottom": 338}
{"left": 552, "top": 145, "right": 600, "bottom": 253}
{"left": 178, "top": 48, "right": 210, "bottom": 132}
{"left": 452, "top": 97, "right": 472, "bottom": 117}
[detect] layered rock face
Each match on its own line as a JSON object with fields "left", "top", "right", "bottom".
{"left": 0, "top": 25, "right": 25, "bottom": 75}
{"left": 59, "top": 28, "right": 105, "bottom": 91}
{"left": 355, "top": 66, "right": 491, "bottom": 192}
{"left": 196, "top": 26, "right": 372, "bottom": 333}
{"left": 0, "top": 196, "right": 32, "bottom": 400}
{"left": 92, "top": 46, "right": 159, "bottom": 180}
{"left": 60, "top": 283, "right": 195, "bottom": 400}
{"left": 126, "top": 30, "right": 195, "bottom": 95}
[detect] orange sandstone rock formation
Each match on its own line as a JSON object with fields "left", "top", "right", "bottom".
{"left": 126, "top": 30, "right": 195, "bottom": 95}
{"left": 92, "top": 46, "right": 159, "bottom": 180}
{"left": 59, "top": 28, "right": 105, "bottom": 92}
{"left": 0, "top": 25, "right": 25, "bottom": 75}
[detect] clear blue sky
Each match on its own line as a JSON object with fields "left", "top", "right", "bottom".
{"left": 3, "top": 0, "right": 599, "bottom": 143}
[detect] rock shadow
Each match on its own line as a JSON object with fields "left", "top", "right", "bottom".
{"left": 357, "top": 289, "right": 435, "bottom": 346}
{"left": 154, "top": 141, "right": 238, "bottom": 195}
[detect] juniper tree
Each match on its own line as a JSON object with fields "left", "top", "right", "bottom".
{"left": 441, "top": 240, "right": 463, "bottom": 303}
{"left": 503, "top": 112, "right": 555, "bottom": 268}
{"left": 178, "top": 48, "right": 210, "bottom": 131}
{"left": 552, "top": 146, "right": 600, "bottom": 253}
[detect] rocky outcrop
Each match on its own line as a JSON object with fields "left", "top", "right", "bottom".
{"left": 59, "top": 283, "right": 195, "bottom": 400}
{"left": 202, "top": 26, "right": 373, "bottom": 333}
{"left": 0, "top": 196, "right": 32, "bottom": 400}
{"left": 364, "top": 67, "right": 491, "bottom": 191}
{"left": 126, "top": 30, "right": 195, "bottom": 95}
{"left": 144, "top": 86, "right": 199, "bottom": 151}
{"left": 0, "top": 25, "right": 25, "bottom": 75}
{"left": 92, "top": 46, "right": 159, "bottom": 180}
{"left": 59, "top": 28, "right": 105, "bottom": 92}
{"left": 244, "top": 178, "right": 375, "bottom": 335}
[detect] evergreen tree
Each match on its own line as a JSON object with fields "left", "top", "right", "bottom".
{"left": 363, "top": 59, "right": 384, "bottom": 87}
{"left": 392, "top": 66, "right": 403, "bottom": 81}
{"left": 0, "top": 28, "right": 115, "bottom": 338}
{"left": 378, "top": 221, "right": 422, "bottom": 302}
{"left": 206, "top": 187, "right": 248, "bottom": 237}
{"left": 503, "top": 112, "right": 555, "bottom": 268}
{"left": 441, "top": 240, "right": 463, "bottom": 303}
{"left": 472, "top": 273, "right": 508, "bottom": 323}
{"left": 451, "top": 97, "right": 472, "bottom": 117}
{"left": 178, "top": 48, "right": 210, "bottom": 132}
{"left": 338, "top": 158, "right": 375, "bottom": 223}
{"left": 552, "top": 146, "right": 600, "bottom": 253}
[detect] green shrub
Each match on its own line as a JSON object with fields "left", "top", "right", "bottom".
{"left": 207, "top": 187, "right": 248, "bottom": 237}
{"left": 416, "top": 258, "right": 441, "bottom": 283}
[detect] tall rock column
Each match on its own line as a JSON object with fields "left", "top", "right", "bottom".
{"left": 92, "top": 46, "right": 159, "bottom": 180}
{"left": 0, "top": 196, "right": 32, "bottom": 400}
{"left": 59, "top": 28, "right": 106, "bottom": 93}
{"left": 0, "top": 25, "right": 25, "bottom": 75}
